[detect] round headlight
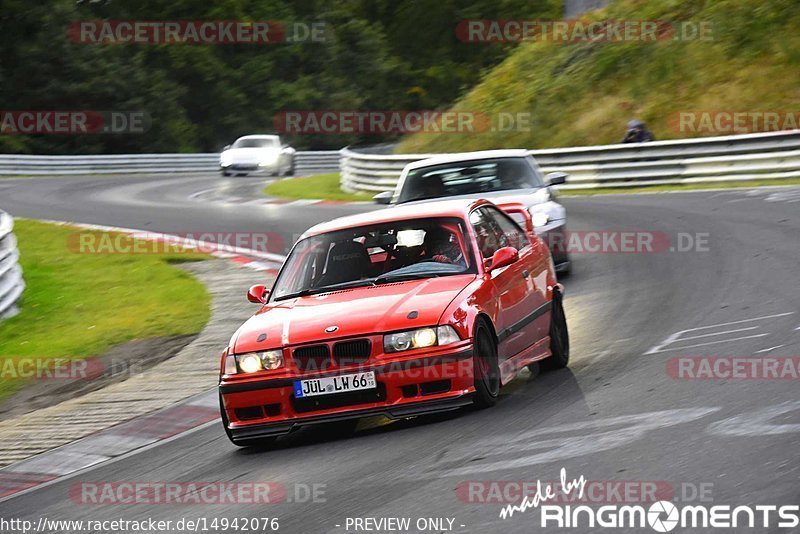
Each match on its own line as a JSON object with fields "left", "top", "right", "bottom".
{"left": 413, "top": 328, "right": 437, "bottom": 348}
{"left": 531, "top": 212, "right": 550, "bottom": 228}
{"left": 260, "top": 350, "right": 284, "bottom": 370}
{"left": 239, "top": 353, "right": 263, "bottom": 373}
{"left": 391, "top": 332, "right": 413, "bottom": 352}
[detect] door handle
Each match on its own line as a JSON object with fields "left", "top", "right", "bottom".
{"left": 522, "top": 269, "right": 530, "bottom": 278}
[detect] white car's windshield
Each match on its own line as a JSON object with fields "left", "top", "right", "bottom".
{"left": 271, "top": 217, "right": 476, "bottom": 301}
{"left": 397, "top": 157, "right": 545, "bottom": 203}
{"left": 232, "top": 137, "right": 279, "bottom": 148}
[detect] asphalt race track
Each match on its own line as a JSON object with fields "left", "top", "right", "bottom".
{"left": 1, "top": 174, "right": 799, "bottom": 533}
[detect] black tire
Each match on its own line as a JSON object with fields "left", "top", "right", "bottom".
{"left": 472, "top": 321, "right": 500, "bottom": 408}
{"left": 286, "top": 158, "right": 295, "bottom": 176}
{"left": 219, "top": 393, "right": 277, "bottom": 448}
{"left": 221, "top": 170, "right": 231, "bottom": 177}
{"left": 541, "top": 290, "right": 569, "bottom": 371}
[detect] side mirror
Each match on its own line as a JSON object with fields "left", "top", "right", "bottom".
{"left": 223, "top": 144, "right": 231, "bottom": 151}
{"left": 247, "top": 284, "right": 270, "bottom": 304}
{"left": 546, "top": 172, "right": 568, "bottom": 186}
{"left": 373, "top": 191, "right": 393, "bottom": 205}
{"left": 485, "top": 246, "right": 519, "bottom": 272}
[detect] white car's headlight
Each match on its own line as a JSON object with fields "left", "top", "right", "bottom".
{"left": 383, "top": 326, "right": 461, "bottom": 353}
{"left": 259, "top": 151, "right": 280, "bottom": 166}
{"left": 226, "top": 350, "right": 284, "bottom": 374}
{"left": 531, "top": 211, "right": 550, "bottom": 228}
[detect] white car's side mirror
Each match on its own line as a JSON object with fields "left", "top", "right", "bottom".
{"left": 373, "top": 191, "right": 393, "bottom": 205}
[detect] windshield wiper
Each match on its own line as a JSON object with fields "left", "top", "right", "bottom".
{"left": 374, "top": 272, "right": 441, "bottom": 285}
{"left": 273, "top": 279, "right": 375, "bottom": 301}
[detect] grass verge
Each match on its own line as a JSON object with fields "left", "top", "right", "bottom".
{"left": 264, "top": 173, "right": 373, "bottom": 202}
{"left": 397, "top": 0, "right": 800, "bottom": 153}
{"left": 0, "top": 219, "right": 211, "bottom": 401}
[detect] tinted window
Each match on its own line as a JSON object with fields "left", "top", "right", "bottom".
{"left": 470, "top": 208, "right": 501, "bottom": 258}
{"left": 398, "top": 157, "right": 544, "bottom": 203}
{"left": 233, "top": 137, "right": 279, "bottom": 148}
{"left": 484, "top": 207, "right": 528, "bottom": 251}
{"left": 470, "top": 207, "right": 528, "bottom": 259}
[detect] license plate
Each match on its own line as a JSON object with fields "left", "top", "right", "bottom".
{"left": 294, "top": 371, "right": 376, "bottom": 398}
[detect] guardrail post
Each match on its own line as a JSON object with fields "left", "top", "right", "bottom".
{"left": 0, "top": 210, "right": 25, "bottom": 320}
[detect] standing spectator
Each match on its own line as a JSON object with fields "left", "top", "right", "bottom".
{"left": 622, "top": 119, "right": 655, "bottom": 143}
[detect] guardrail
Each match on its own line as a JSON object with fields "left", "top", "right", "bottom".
{"left": 0, "top": 210, "right": 24, "bottom": 320}
{"left": 340, "top": 130, "right": 800, "bottom": 193}
{"left": 0, "top": 151, "right": 340, "bottom": 176}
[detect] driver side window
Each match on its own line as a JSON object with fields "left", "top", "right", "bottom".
{"left": 470, "top": 207, "right": 527, "bottom": 259}
{"left": 484, "top": 207, "right": 527, "bottom": 251}
{"left": 470, "top": 208, "right": 501, "bottom": 258}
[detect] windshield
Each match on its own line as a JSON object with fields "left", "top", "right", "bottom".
{"left": 271, "top": 217, "right": 476, "bottom": 301}
{"left": 396, "top": 156, "right": 545, "bottom": 203}
{"left": 232, "top": 137, "right": 279, "bottom": 148}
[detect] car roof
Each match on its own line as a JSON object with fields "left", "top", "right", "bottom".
{"left": 237, "top": 134, "right": 279, "bottom": 140}
{"left": 301, "top": 199, "right": 490, "bottom": 238}
{"left": 404, "top": 149, "right": 530, "bottom": 171}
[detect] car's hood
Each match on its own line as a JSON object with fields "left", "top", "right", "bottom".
{"left": 231, "top": 274, "right": 475, "bottom": 353}
{"left": 222, "top": 147, "right": 279, "bottom": 163}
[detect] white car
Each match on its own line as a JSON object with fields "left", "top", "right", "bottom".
{"left": 220, "top": 135, "right": 296, "bottom": 176}
{"left": 373, "top": 150, "right": 571, "bottom": 274}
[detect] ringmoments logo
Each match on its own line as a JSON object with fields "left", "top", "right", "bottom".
{"left": 499, "top": 468, "right": 799, "bottom": 531}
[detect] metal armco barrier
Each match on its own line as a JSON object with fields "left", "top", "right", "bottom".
{"left": 0, "top": 210, "right": 24, "bottom": 320}
{"left": 0, "top": 151, "right": 340, "bottom": 176}
{"left": 339, "top": 130, "right": 800, "bottom": 193}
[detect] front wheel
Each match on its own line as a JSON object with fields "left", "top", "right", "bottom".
{"left": 472, "top": 321, "right": 500, "bottom": 408}
{"left": 541, "top": 290, "right": 569, "bottom": 371}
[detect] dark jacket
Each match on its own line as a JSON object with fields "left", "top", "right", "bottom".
{"left": 622, "top": 127, "right": 655, "bottom": 143}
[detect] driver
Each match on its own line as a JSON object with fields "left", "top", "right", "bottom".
{"left": 423, "top": 226, "right": 465, "bottom": 266}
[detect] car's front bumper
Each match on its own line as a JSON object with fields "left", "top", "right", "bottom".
{"left": 219, "top": 346, "right": 474, "bottom": 441}
{"left": 536, "top": 220, "right": 570, "bottom": 271}
{"left": 220, "top": 162, "right": 280, "bottom": 173}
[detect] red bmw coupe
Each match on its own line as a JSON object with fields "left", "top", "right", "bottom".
{"left": 218, "top": 199, "right": 569, "bottom": 446}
